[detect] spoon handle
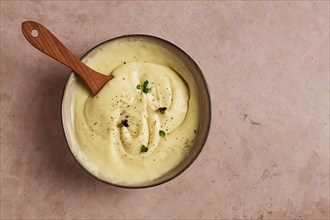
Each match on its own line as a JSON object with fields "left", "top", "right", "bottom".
{"left": 21, "top": 21, "right": 111, "bottom": 95}
{"left": 21, "top": 21, "right": 81, "bottom": 68}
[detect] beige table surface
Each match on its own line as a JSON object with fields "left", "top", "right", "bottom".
{"left": 1, "top": 1, "right": 329, "bottom": 219}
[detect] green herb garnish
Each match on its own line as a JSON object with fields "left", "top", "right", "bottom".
{"left": 143, "top": 80, "right": 149, "bottom": 88}
{"left": 159, "top": 130, "right": 166, "bottom": 137}
{"left": 140, "top": 145, "right": 148, "bottom": 153}
{"left": 143, "top": 87, "right": 152, "bottom": 93}
{"left": 158, "top": 107, "right": 167, "bottom": 114}
{"left": 143, "top": 81, "right": 152, "bottom": 93}
{"left": 136, "top": 80, "right": 152, "bottom": 93}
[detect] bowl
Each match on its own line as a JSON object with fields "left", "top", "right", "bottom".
{"left": 61, "top": 35, "right": 211, "bottom": 188}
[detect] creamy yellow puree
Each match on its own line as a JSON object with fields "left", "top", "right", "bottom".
{"left": 73, "top": 38, "right": 199, "bottom": 185}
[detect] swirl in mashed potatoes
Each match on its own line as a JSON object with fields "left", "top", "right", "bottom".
{"left": 73, "top": 38, "right": 199, "bottom": 185}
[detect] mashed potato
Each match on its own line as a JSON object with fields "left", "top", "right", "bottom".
{"left": 73, "top": 38, "right": 199, "bottom": 185}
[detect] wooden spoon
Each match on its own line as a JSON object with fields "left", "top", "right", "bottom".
{"left": 21, "top": 21, "right": 112, "bottom": 95}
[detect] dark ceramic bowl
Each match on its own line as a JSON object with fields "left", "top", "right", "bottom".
{"left": 61, "top": 35, "right": 211, "bottom": 188}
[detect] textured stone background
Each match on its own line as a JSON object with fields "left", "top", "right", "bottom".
{"left": 1, "top": 1, "right": 329, "bottom": 219}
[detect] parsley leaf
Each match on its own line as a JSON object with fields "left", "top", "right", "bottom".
{"left": 136, "top": 84, "right": 141, "bottom": 90}
{"left": 143, "top": 87, "right": 152, "bottom": 93}
{"left": 159, "top": 130, "right": 166, "bottom": 137}
{"left": 140, "top": 145, "right": 148, "bottom": 153}
{"left": 143, "top": 80, "right": 149, "bottom": 89}
{"left": 142, "top": 80, "right": 152, "bottom": 93}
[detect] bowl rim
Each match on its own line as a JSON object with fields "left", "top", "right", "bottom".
{"left": 61, "top": 34, "right": 212, "bottom": 189}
